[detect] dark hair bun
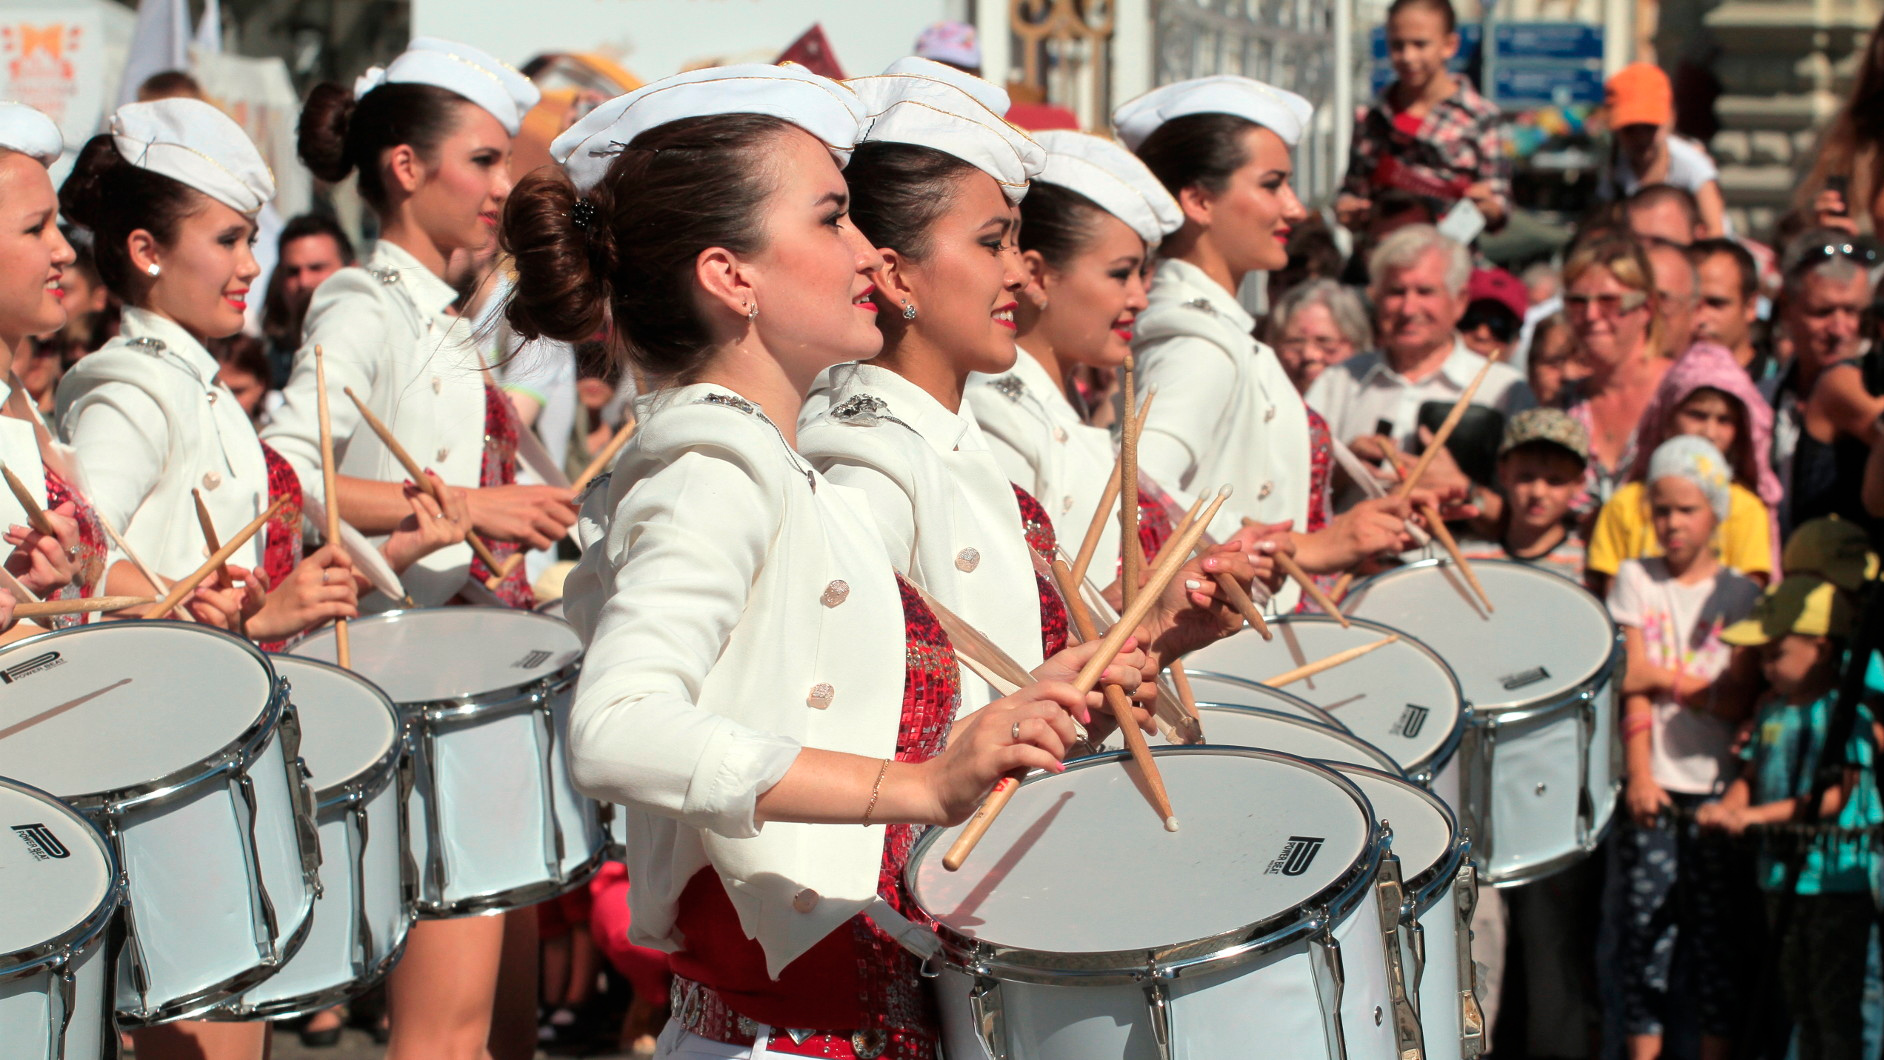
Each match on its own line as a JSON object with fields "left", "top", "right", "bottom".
{"left": 503, "top": 171, "right": 617, "bottom": 346}
{"left": 298, "top": 82, "right": 358, "bottom": 184}
{"left": 56, "top": 134, "right": 122, "bottom": 230}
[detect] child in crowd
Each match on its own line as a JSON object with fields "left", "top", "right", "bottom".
{"left": 1702, "top": 575, "right": 1881, "bottom": 1060}
{"left": 1525, "top": 312, "right": 1579, "bottom": 408}
{"left": 1587, "top": 342, "right": 1781, "bottom": 597}
{"left": 1463, "top": 407, "right": 1589, "bottom": 580}
{"left": 1607, "top": 434, "right": 1764, "bottom": 1060}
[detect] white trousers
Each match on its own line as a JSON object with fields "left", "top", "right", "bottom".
{"left": 655, "top": 1021, "right": 776, "bottom": 1059}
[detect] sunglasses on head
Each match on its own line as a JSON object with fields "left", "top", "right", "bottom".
{"left": 1460, "top": 308, "right": 1520, "bottom": 343}
{"left": 1788, "top": 240, "right": 1880, "bottom": 274}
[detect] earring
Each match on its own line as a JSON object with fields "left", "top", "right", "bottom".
{"left": 901, "top": 300, "right": 917, "bottom": 321}
{"left": 746, "top": 301, "right": 758, "bottom": 321}
{"left": 145, "top": 263, "right": 161, "bottom": 278}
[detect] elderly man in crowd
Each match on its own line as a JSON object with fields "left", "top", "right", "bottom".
{"left": 1307, "top": 224, "right": 1534, "bottom": 471}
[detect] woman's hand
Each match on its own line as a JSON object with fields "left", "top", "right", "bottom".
{"left": 0, "top": 587, "right": 14, "bottom": 632}
{"left": 1229, "top": 519, "right": 1290, "bottom": 594}
{"left": 1814, "top": 188, "right": 1860, "bottom": 234}
{"left": 1625, "top": 774, "right": 1672, "bottom": 828}
{"left": 246, "top": 544, "right": 360, "bottom": 642}
{"left": 5, "top": 503, "right": 82, "bottom": 596}
{"left": 1128, "top": 545, "right": 1265, "bottom": 667}
{"left": 1029, "top": 636, "right": 1153, "bottom": 745}
{"left": 381, "top": 472, "right": 470, "bottom": 572}
{"left": 1296, "top": 496, "right": 1415, "bottom": 573}
{"left": 466, "top": 483, "right": 577, "bottom": 551}
{"left": 916, "top": 680, "right": 1088, "bottom": 825}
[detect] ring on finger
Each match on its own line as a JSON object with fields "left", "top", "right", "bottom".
{"left": 1011, "top": 720, "right": 1022, "bottom": 742}
{"left": 320, "top": 568, "right": 330, "bottom": 585}
{"left": 64, "top": 545, "right": 79, "bottom": 562}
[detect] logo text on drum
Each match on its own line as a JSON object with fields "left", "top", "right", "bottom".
{"left": 10, "top": 822, "right": 70, "bottom": 860}
{"left": 1266, "top": 835, "right": 1326, "bottom": 876}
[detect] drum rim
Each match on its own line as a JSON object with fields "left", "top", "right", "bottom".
{"left": 270, "top": 655, "right": 409, "bottom": 807}
{"left": 415, "top": 845, "right": 610, "bottom": 918}
{"left": 0, "top": 776, "right": 123, "bottom": 982}
{"left": 906, "top": 746, "right": 1384, "bottom": 984}
{"left": 0, "top": 621, "right": 287, "bottom": 814}
{"left": 1188, "top": 703, "right": 1408, "bottom": 776}
{"left": 292, "top": 607, "right": 581, "bottom": 723}
{"left": 1318, "top": 762, "right": 1465, "bottom": 913}
{"left": 1346, "top": 557, "right": 1619, "bottom": 713}
{"left": 1162, "top": 669, "right": 1349, "bottom": 732}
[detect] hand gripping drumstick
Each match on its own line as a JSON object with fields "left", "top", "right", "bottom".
{"left": 1, "top": 462, "right": 57, "bottom": 538}
{"left": 314, "top": 347, "right": 349, "bottom": 666}
{"left": 15, "top": 595, "right": 155, "bottom": 619}
{"left": 486, "top": 413, "right": 640, "bottom": 584}
{"left": 1051, "top": 558, "right": 1177, "bottom": 831}
{"left": 1263, "top": 633, "right": 1400, "bottom": 688}
{"left": 342, "top": 387, "right": 511, "bottom": 590}
{"left": 1069, "top": 389, "right": 1157, "bottom": 587}
{"left": 191, "top": 490, "right": 246, "bottom": 637}
{"left": 92, "top": 508, "right": 194, "bottom": 623}
{"left": 147, "top": 497, "right": 287, "bottom": 620}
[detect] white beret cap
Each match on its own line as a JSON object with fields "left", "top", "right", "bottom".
{"left": 1113, "top": 75, "right": 1315, "bottom": 152}
{"left": 110, "top": 98, "right": 274, "bottom": 215}
{"left": 552, "top": 64, "right": 866, "bottom": 194}
{"left": 1033, "top": 130, "right": 1183, "bottom": 246}
{"left": 354, "top": 37, "right": 541, "bottom": 137}
{"left": 848, "top": 74, "right": 1044, "bottom": 204}
{"left": 877, "top": 56, "right": 1010, "bottom": 116}
{"left": 0, "top": 102, "right": 60, "bottom": 165}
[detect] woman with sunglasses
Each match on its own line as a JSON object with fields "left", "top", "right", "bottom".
{"left": 1559, "top": 232, "right": 1671, "bottom": 509}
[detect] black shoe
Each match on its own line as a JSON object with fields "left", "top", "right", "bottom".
{"left": 298, "top": 1024, "right": 343, "bottom": 1048}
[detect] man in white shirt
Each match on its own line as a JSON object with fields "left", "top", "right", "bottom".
{"left": 1307, "top": 224, "right": 1533, "bottom": 468}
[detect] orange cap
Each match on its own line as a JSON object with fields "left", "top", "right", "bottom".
{"left": 1606, "top": 62, "right": 1672, "bottom": 129}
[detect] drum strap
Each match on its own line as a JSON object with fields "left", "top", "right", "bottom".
{"left": 863, "top": 898, "right": 942, "bottom": 965}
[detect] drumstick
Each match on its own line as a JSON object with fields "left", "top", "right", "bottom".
{"left": 1327, "top": 436, "right": 1433, "bottom": 547}
{"left": 0, "top": 462, "right": 56, "bottom": 537}
{"left": 15, "top": 595, "right": 155, "bottom": 619}
{"left": 910, "top": 583, "right": 1036, "bottom": 694}
{"left": 146, "top": 497, "right": 287, "bottom": 620}
{"left": 1168, "top": 660, "right": 1202, "bottom": 725}
{"left": 1071, "top": 488, "right": 1229, "bottom": 695}
{"left": 1118, "top": 356, "right": 1142, "bottom": 608}
{"left": 1069, "top": 389, "right": 1156, "bottom": 586}
{"left": 1419, "top": 500, "right": 1494, "bottom": 612}
{"left": 1184, "top": 501, "right": 1271, "bottom": 640}
{"left": 0, "top": 563, "right": 37, "bottom": 603}
{"left": 1393, "top": 350, "right": 1501, "bottom": 501}
{"left": 942, "top": 776, "right": 1020, "bottom": 872}
{"left": 92, "top": 509, "right": 195, "bottom": 623}
{"left": 1274, "top": 551, "right": 1348, "bottom": 626}
{"left": 570, "top": 415, "right": 638, "bottom": 493}
{"left": 342, "top": 388, "right": 509, "bottom": 589}
{"left": 1052, "top": 558, "right": 1177, "bottom": 831}
{"left": 314, "top": 346, "right": 349, "bottom": 667}
{"left": 1264, "top": 633, "right": 1400, "bottom": 688}
{"left": 191, "top": 490, "right": 246, "bottom": 637}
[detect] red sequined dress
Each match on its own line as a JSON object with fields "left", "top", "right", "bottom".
{"left": 1012, "top": 484, "right": 1069, "bottom": 658}
{"left": 256, "top": 442, "right": 304, "bottom": 652}
{"left": 42, "top": 466, "right": 106, "bottom": 629}
{"left": 471, "top": 384, "right": 535, "bottom": 609}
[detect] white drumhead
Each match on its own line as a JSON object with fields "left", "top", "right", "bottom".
{"left": 294, "top": 608, "right": 581, "bottom": 704}
{"left": 1186, "top": 618, "right": 1461, "bottom": 772}
{"left": 1320, "top": 765, "right": 1454, "bottom": 882}
{"left": 272, "top": 656, "right": 401, "bottom": 796}
{"left": 1183, "top": 706, "right": 1403, "bottom": 775}
{"left": 0, "top": 778, "right": 113, "bottom": 960}
{"left": 535, "top": 598, "right": 566, "bottom": 621}
{"left": 0, "top": 624, "right": 274, "bottom": 798}
{"left": 1345, "top": 559, "right": 1615, "bottom": 712}
{"left": 1170, "top": 671, "right": 1345, "bottom": 729}
{"left": 912, "top": 749, "right": 1372, "bottom": 955}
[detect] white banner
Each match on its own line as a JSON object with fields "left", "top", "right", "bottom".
{"left": 191, "top": 48, "right": 310, "bottom": 220}
{"left": 0, "top": 8, "right": 107, "bottom": 154}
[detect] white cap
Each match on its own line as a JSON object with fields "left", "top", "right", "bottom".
{"left": 110, "top": 98, "right": 274, "bottom": 215}
{"left": 354, "top": 37, "right": 541, "bottom": 137}
{"left": 0, "top": 102, "right": 60, "bottom": 165}
{"left": 878, "top": 56, "right": 1009, "bottom": 116}
{"left": 1033, "top": 130, "right": 1183, "bottom": 246}
{"left": 1113, "top": 75, "right": 1315, "bottom": 151}
{"left": 848, "top": 74, "right": 1044, "bottom": 204}
{"left": 552, "top": 64, "right": 866, "bottom": 195}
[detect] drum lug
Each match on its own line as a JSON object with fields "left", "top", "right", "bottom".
{"left": 1462, "top": 722, "right": 1496, "bottom": 875}
{"left": 102, "top": 815, "right": 155, "bottom": 1019}
{"left": 1142, "top": 972, "right": 1176, "bottom": 1060}
{"left": 232, "top": 772, "right": 282, "bottom": 965}
{"left": 1309, "top": 917, "right": 1350, "bottom": 1060}
{"left": 46, "top": 959, "right": 76, "bottom": 1059}
{"left": 1455, "top": 862, "right": 1486, "bottom": 1058}
{"left": 418, "top": 724, "right": 450, "bottom": 904}
{"left": 968, "top": 975, "right": 1008, "bottom": 1060}
{"left": 534, "top": 688, "right": 568, "bottom": 883}
{"left": 1371, "top": 847, "right": 1426, "bottom": 1060}
{"left": 1575, "top": 696, "right": 1596, "bottom": 845}
{"left": 395, "top": 734, "right": 423, "bottom": 911}
{"left": 278, "top": 704, "right": 325, "bottom": 898}
{"left": 349, "top": 800, "right": 374, "bottom": 981}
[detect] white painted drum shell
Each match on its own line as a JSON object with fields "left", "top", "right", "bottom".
{"left": 1159, "top": 671, "right": 1348, "bottom": 730}
{"left": 0, "top": 930, "right": 112, "bottom": 1060}
{"left": 1153, "top": 705, "right": 1405, "bottom": 778}
{"left": 1411, "top": 881, "right": 1466, "bottom": 1057}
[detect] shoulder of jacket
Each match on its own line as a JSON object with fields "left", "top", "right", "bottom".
{"left": 305, "top": 266, "right": 420, "bottom": 333}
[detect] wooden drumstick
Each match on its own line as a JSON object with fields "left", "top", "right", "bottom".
{"left": 147, "top": 497, "right": 287, "bottom": 620}
{"left": 314, "top": 346, "right": 349, "bottom": 666}
{"left": 1052, "top": 558, "right": 1176, "bottom": 830}
{"left": 1419, "top": 500, "right": 1494, "bottom": 612}
{"left": 1393, "top": 350, "right": 1502, "bottom": 501}
{"left": 942, "top": 775, "right": 1021, "bottom": 872}
{"left": 1069, "top": 389, "right": 1156, "bottom": 586}
{"left": 191, "top": 490, "right": 246, "bottom": 636}
{"left": 486, "top": 413, "right": 638, "bottom": 586}
{"left": 0, "top": 563, "right": 37, "bottom": 604}
{"left": 16, "top": 595, "right": 155, "bottom": 619}
{"left": 342, "top": 388, "right": 509, "bottom": 589}
{"left": 92, "top": 509, "right": 194, "bottom": 623}
{"left": 1, "top": 462, "right": 56, "bottom": 537}
{"left": 1072, "top": 488, "right": 1229, "bottom": 695}
{"left": 1118, "top": 356, "right": 1142, "bottom": 608}
{"left": 1167, "top": 661, "right": 1202, "bottom": 725}
{"left": 1264, "top": 633, "right": 1400, "bottom": 688}
{"left": 1180, "top": 498, "right": 1271, "bottom": 640}
{"left": 1274, "top": 551, "right": 1348, "bottom": 626}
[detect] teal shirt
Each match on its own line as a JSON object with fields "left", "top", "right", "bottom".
{"left": 1741, "top": 692, "right": 1881, "bottom": 894}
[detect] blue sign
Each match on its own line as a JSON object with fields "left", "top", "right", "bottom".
{"left": 1492, "top": 64, "right": 1606, "bottom": 108}
{"left": 1493, "top": 23, "right": 1604, "bottom": 61}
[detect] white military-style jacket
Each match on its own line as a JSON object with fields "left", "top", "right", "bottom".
{"left": 57, "top": 308, "right": 272, "bottom": 579}
{"left": 263, "top": 241, "right": 487, "bottom": 606}
{"left": 801, "top": 364, "right": 1049, "bottom": 711}
{"left": 0, "top": 378, "right": 49, "bottom": 533}
{"left": 561, "top": 384, "right": 909, "bottom": 978}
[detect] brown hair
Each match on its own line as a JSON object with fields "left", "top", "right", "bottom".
{"left": 502, "top": 114, "right": 795, "bottom": 381}
{"left": 57, "top": 134, "right": 205, "bottom": 299}
{"left": 298, "top": 81, "right": 468, "bottom": 211}
{"left": 1561, "top": 231, "right": 1666, "bottom": 357}
{"left": 1387, "top": 0, "right": 1458, "bottom": 33}
{"left": 1134, "top": 113, "right": 1256, "bottom": 201}
{"left": 1796, "top": 6, "right": 1884, "bottom": 232}
{"left": 843, "top": 142, "right": 979, "bottom": 260}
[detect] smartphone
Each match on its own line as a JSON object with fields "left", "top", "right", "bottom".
{"left": 1829, "top": 174, "right": 1852, "bottom": 216}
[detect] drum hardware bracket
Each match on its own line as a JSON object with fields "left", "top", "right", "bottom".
{"left": 530, "top": 686, "right": 570, "bottom": 883}
{"left": 1455, "top": 862, "right": 1487, "bottom": 1058}
{"left": 1371, "top": 842, "right": 1428, "bottom": 1060}
{"left": 1141, "top": 967, "right": 1176, "bottom": 1060}
{"left": 347, "top": 799, "right": 375, "bottom": 980}
{"left": 968, "top": 975, "right": 1009, "bottom": 1060}
{"left": 278, "top": 702, "right": 326, "bottom": 898}
{"left": 232, "top": 771, "right": 283, "bottom": 966}
{"left": 1309, "top": 913, "right": 1351, "bottom": 1060}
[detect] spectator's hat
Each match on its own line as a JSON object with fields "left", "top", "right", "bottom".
{"left": 1783, "top": 517, "right": 1878, "bottom": 592}
{"left": 0, "top": 102, "right": 61, "bottom": 165}
{"left": 553, "top": 64, "right": 866, "bottom": 193}
{"left": 1112, "top": 75, "right": 1314, "bottom": 151}
{"left": 1604, "top": 62, "right": 1672, "bottom": 130}
{"left": 1467, "top": 267, "right": 1528, "bottom": 320}
{"left": 1497, "top": 407, "right": 1589, "bottom": 467}
{"left": 847, "top": 72, "right": 1044, "bottom": 203}
{"left": 355, "top": 38, "right": 541, "bottom": 136}
{"left": 1033, "top": 130, "right": 1183, "bottom": 246}
{"left": 914, "top": 22, "right": 982, "bottom": 71}
{"left": 109, "top": 98, "right": 274, "bottom": 214}
{"left": 1720, "top": 575, "right": 1856, "bottom": 645}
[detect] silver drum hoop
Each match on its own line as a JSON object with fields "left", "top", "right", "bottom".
{"left": 1161, "top": 671, "right": 1348, "bottom": 731}
{"left": 0, "top": 777, "right": 124, "bottom": 987}
{"left": 1189, "top": 705, "right": 1408, "bottom": 777}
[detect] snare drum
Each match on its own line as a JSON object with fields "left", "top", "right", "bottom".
{"left": 1167, "top": 671, "right": 1347, "bottom": 730}
{"left": 1186, "top": 616, "right": 1466, "bottom": 804}
{"left": 911, "top": 747, "right": 1423, "bottom": 1060}
{"left": 1146, "top": 704, "right": 1405, "bottom": 776}
{"left": 295, "top": 608, "right": 606, "bottom": 915}
{"left": 1344, "top": 559, "right": 1623, "bottom": 885}
{"left": 0, "top": 623, "right": 320, "bottom": 1024}
{"left": 533, "top": 597, "right": 626, "bottom": 857}
{"left": 0, "top": 777, "right": 121, "bottom": 1060}
{"left": 1323, "top": 764, "right": 1485, "bottom": 1060}
{"left": 235, "top": 657, "right": 415, "bottom": 1018}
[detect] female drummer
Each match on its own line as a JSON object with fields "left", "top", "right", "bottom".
{"left": 505, "top": 64, "right": 1147, "bottom": 1060}
{"left": 1116, "top": 77, "right": 1425, "bottom": 607}
{"left": 266, "top": 37, "right": 574, "bottom": 613}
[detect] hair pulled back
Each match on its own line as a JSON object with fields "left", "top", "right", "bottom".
{"left": 1133, "top": 113, "right": 1257, "bottom": 203}
{"left": 844, "top": 141, "right": 980, "bottom": 260}
{"left": 502, "top": 113, "right": 795, "bottom": 380}
{"left": 299, "top": 81, "right": 466, "bottom": 210}
{"left": 1018, "top": 181, "right": 1112, "bottom": 269}
{"left": 57, "top": 133, "right": 202, "bottom": 297}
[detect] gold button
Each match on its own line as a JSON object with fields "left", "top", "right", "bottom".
{"left": 1061, "top": 496, "right": 1074, "bottom": 514}
{"left": 820, "top": 580, "right": 849, "bottom": 607}
{"left": 807, "top": 683, "right": 834, "bottom": 709}
{"left": 792, "top": 888, "right": 820, "bottom": 913}
{"left": 436, "top": 447, "right": 449, "bottom": 462}
{"left": 1264, "top": 406, "right": 1277, "bottom": 422}
{"left": 431, "top": 376, "right": 443, "bottom": 394}
{"left": 1258, "top": 482, "right": 1273, "bottom": 500}
{"left": 206, "top": 390, "right": 218, "bottom": 404}
{"left": 202, "top": 471, "right": 223, "bottom": 490}
{"left": 955, "top": 548, "right": 980, "bottom": 572}
{"left": 1053, "top": 427, "right": 1068, "bottom": 443}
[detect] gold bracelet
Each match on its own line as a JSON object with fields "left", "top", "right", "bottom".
{"left": 861, "top": 758, "right": 891, "bottom": 825}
